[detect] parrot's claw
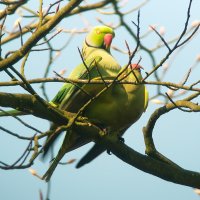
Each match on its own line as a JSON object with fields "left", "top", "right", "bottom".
{"left": 99, "top": 127, "right": 109, "bottom": 136}
{"left": 99, "top": 129, "right": 107, "bottom": 136}
{"left": 103, "top": 127, "right": 113, "bottom": 135}
{"left": 79, "top": 116, "right": 88, "bottom": 121}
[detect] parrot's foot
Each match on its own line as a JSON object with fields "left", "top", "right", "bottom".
{"left": 78, "top": 116, "right": 88, "bottom": 122}
{"left": 90, "top": 121, "right": 109, "bottom": 136}
{"left": 99, "top": 128, "right": 107, "bottom": 136}
{"left": 98, "top": 127, "right": 109, "bottom": 136}
{"left": 102, "top": 127, "right": 114, "bottom": 135}
{"left": 118, "top": 136, "right": 125, "bottom": 143}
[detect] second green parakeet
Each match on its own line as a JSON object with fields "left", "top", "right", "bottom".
{"left": 76, "top": 63, "right": 148, "bottom": 168}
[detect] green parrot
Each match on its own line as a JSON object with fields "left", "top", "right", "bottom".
{"left": 42, "top": 26, "right": 121, "bottom": 181}
{"left": 50, "top": 25, "right": 121, "bottom": 107}
{"left": 42, "top": 61, "right": 148, "bottom": 181}
{"left": 76, "top": 64, "right": 148, "bottom": 168}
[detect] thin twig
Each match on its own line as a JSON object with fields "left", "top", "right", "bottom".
{"left": 149, "top": 25, "right": 171, "bottom": 52}
{"left": 36, "top": 29, "right": 62, "bottom": 46}
{"left": 190, "top": 80, "right": 200, "bottom": 88}
{"left": 0, "top": 108, "right": 42, "bottom": 133}
{"left": 53, "top": 71, "right": 92, "bottom": 98}
{"left": 0, "top": 15, "right": 7, "bottom": 57}
{"left": 18, "top": 22, "right": 23, "bottom": 46}
{"left": 176, "top": 24, "right": 200, "bottom": 48}
{"left": 165, "top": 92, "right": 192, "bottom": 112}
{"left": 10, "top": 140, "right": 33, "bottom": 167}
{"left": 181, "top": 68, "right": 191, "bottom": 86}
{"left": 125, "top": 40, "right": 131, "bottom": 58}
{"left": 173, "top": 0, "right": 193, "bottom": 49}
{"left": 77, "top": 47, "right": 91, "bottom": 82}
{"left": 143, "top": 0, "right": 195, "bottom": 81}
{"left": 0, "top": 126, "right": 33, "bottom": 140}
{"left": 43, "top": 0, "right": 64, "bottom": 18}
{"left": 95, "top": 60, "right": 108, "bottom": 88}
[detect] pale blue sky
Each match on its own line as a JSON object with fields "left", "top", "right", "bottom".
{"left": 0, "top": 1, "right": 200, "bottom": 200}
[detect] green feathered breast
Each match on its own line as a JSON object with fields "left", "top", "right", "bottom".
{"left": 64, "top": 65, "right": 148, "bottom": 132}
{"left": 75, "top": 65, "right": 148, "bottom": 168}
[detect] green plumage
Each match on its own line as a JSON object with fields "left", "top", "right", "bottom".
{"left": 42, "top": 26, "right": 121, "bottom": 181}
{"left": 42, "top": 26, "right": 148, "bottom": 181}
{"left": 76, "top": 65, "right": 148, "bottom": 168}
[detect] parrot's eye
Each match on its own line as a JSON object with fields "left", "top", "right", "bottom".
{"left": 96, "top": 29, "right": 101, "bottom": 34}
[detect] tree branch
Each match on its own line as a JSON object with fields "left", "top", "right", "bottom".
{"left": 0, "top": 0, "right": 29, "bottom": 20}
{"left": 1, "top": 0, "right": 112, "bottom": 46}
{"left": 74, "top": 122, "right": 200, "bottom": 189}
{"left": 0, "top": 92, "right": 69, "bottom": 124}
{"left": 142, "top": 92, "right": 200, "bottom": 168}
{"left": 0, "top": 0, "right": 83, "bottom": 71}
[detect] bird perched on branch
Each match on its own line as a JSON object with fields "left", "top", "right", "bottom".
{"left": 42, "top": 26, "right": 148, "bottom": 181}
{"left": 42, "top": 25, "right": 121, "bottom": 181}
{"left": 76, "top": 63, "right": 148, "bottom": 168}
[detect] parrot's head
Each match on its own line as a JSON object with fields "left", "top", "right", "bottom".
{"left": 85, "top": 26, "right": 115, "bottom": 52}
{"left": 122, "top": 63, "right": 143, "bottom": 82}
{"left": 130, "top": 63, "right": 143, "bottom": 80}
{"left": 130, "top": 63, "right": 143, "bottom": 72}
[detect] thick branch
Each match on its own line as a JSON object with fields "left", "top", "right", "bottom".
{"left": 1, "top": 0, "right": 111, "bottom": 45}
{"left": 0, "top": 0, "right": 82, "bottom": 71}
{"left": 142, "top": 92, "right": 200, "bottom": 168}
{"left": 1, "top": 91, "right": 200, "bottom": 188}
{"left": 0, "top": 0, "right": 29, "bottom": 20}
{"left": 144, "top": 93, "right": 200, "bottom": 139}
{"left": 74, "top": 123, "right": 200, "bottom": 188}
{"left": 0, "top": 92, "right": 68, "bottom": 124}
{"left": 1, "top": 78, "right": 200, "bottom": 94}
{"left": 108, "top": 138, "right": 200, "bottom": 188}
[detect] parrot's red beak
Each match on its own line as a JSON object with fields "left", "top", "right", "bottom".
{"left": 130, "top": 64, "right": 144, "bottom": 71}
{"left": 104, "top": 33, "right": 113, "bottom": 50}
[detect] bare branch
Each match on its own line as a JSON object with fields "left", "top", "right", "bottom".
{"left": 53, "top": 71, "right": 92, "bottom": 98}
{"left": 149, "top": 25, "right": 171, "bottom": 52}
{"left": 36, "top": 29, "right": 62, "bottom": 46}
{"left": 0, "top": 0, "right": 83, "bottom": 71}
{"left": 173, "top": 0, "right": 193, "bottom": 48}
{"left": 0, "top": 125, "right": 33, "bottom": 140}
{"left": 18, "top": 22, "right": 23, "bottom": 46}
{"left": 0, "top": 92, "right": 69, "bottom": 124}
{"left": 0, "top": 108, "right": 42, "bottom": 133}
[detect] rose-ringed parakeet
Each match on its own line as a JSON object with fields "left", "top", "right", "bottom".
{"left": 49, "top": 25, "right": 121, "bottom": 108}
{"left": 42, "top": 26, "right": 121, "bottom": 181}
{"left": 76, "top": 64, "right": 148, "bottom": 168}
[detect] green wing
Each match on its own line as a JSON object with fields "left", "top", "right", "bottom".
{"left": 42, "top": 57, "right": 101, "bottom": 158}
{"left": 50, "top": 56, "right": 102, "bottom": 107}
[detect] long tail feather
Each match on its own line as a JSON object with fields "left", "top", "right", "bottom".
{"left": 42, "top": 145, "right": 65, "bottom": 182}
{"left": 43, "top": 130, "right": 91, "bottom": 181}
{"left": 42, "top": 124, "right": 61, "bottom": 159}
{"left": 76, "top": 144, "right": 105, "bottom": 168}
